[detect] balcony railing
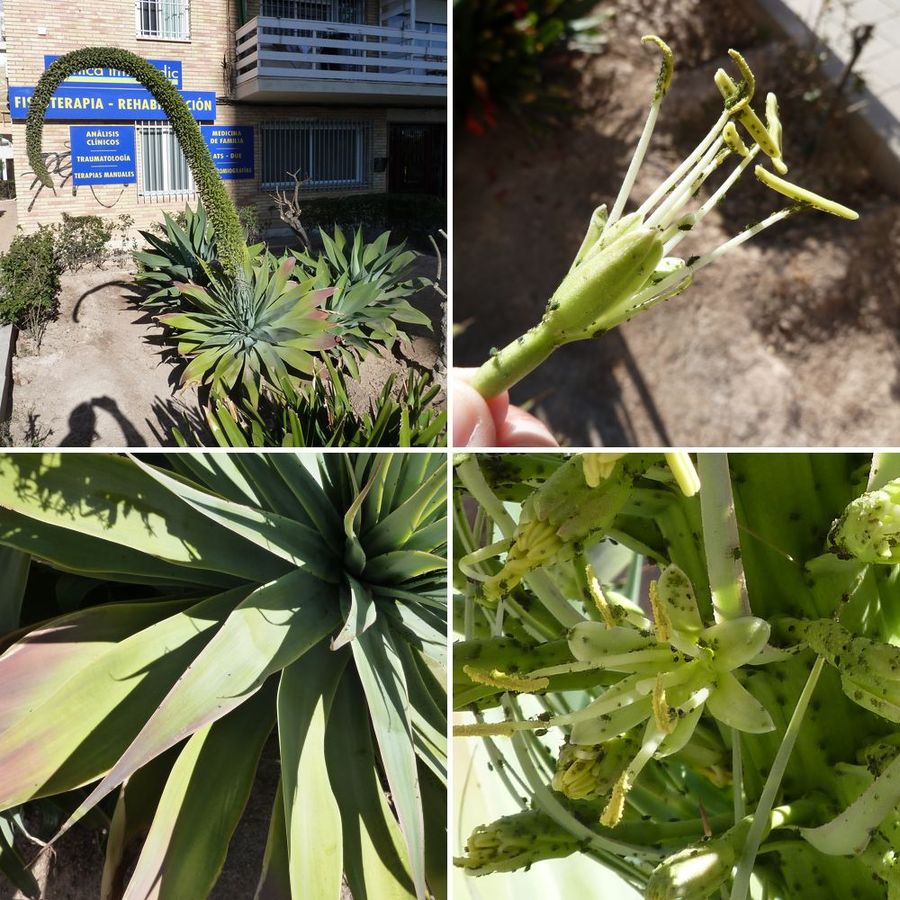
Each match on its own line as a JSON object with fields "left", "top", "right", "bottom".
{"left": 234, "top": 16, "right": 447, "bottom": 97}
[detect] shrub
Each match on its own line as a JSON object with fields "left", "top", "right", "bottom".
{"left": 238, "top": 204, "right": 262, "bottom": 244}
{"left": 302, "top": 192, "right": 446, "bottom": 245}
{"left": 0, "top": 227, "right": 62, "bottom": 346}
{"left": 52, "top": 213, "right": 113, "bottom": 272}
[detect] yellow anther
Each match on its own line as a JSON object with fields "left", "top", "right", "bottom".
{"left": 600, "top": 772, "right": 631, "bottom": 827}
{"left": 665, "top": 451, "right": 701, "bottom": 497}
{"left": 653, "top": 674, "right": 675, "bottom": 734}
{"left": 583, "top": 453, "right": 624, "bottom": 487}
{"left": 728, "top": 49, "right": 755, "bottom": 105}
{"left": 715, "top": 69, "right": 784, "bottom": 168}
{"left": 754, "top": 166, "right": 859, "bottom": 220}
{"left": 463, "top": 665, "right": 550, "bottom": 693}
{"left": 453, "top": 720, "right": 526, "bottom": 738}
{"left": 766, "top": 92, "right": 783, "bottom": 157}
{"left": 641, "top": 34, "right": 675, "bottom": 100}
{"left": 649, "top": 580, "right": 671, "bottom": 644}
{"left": 586, "top": 563, "right": 617, "bottom": 627}
{"left": 722, "top": 122, "right": 750, "bottom": 158}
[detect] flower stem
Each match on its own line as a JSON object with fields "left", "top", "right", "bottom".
{"left": 698, "top": 453, "right": 749, "bottom": 620}
{"left": 470, "top": 325, "right": 560, "bottom": 398}
{"left": 729, "top": 656, "right": 826, "bottom": 900}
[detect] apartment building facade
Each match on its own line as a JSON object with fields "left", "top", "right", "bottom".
{"left": 3, "top": 0, "right": 446, "bottom": 234}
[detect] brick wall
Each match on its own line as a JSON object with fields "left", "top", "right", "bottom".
{"left": 4, "top": 0, "right": 443, "bottom": 238}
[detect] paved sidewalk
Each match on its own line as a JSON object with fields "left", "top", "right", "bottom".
{"left": 758, "top": 0, "right": 900, "bottom": 191}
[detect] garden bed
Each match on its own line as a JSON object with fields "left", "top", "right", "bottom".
{"left": 454, "top": 0, "right": 900, "bottom": 446}
{"left": 6, "top": 255, "right": 444, "bottom": 448}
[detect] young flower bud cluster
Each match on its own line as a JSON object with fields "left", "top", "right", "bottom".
{"left": 829, "top": 478, "right": 900, "bottom": 564}
{"left": 552, "top": 734, "right": 640, "bottom": 801}
{"left": 794, "top": 618, "right": 900, "bottom": 723}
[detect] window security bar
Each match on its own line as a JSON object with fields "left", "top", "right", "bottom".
{"left": 261, "top": 120, "right": 372, "bottom": 191}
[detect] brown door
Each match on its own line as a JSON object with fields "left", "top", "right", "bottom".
{"left": 389, "top": 123, "right": 446, "bottom": 195}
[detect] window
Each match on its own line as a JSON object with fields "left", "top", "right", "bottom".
{"left": 137, "top": 122, "right": 196, "bottom": 200}
{"left": 136, "top": 0, "right": 190, "bottom": 40}
{"left": 261, "top": 121, "right": 370, "bottom": 191}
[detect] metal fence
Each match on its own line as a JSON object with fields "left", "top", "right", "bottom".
{"left": 260, "top": 120, "right": 372, "bottom": 191}
{"left": 135, "top": 0, "right": 190, "bottom": 39}
{"left": 136, "top": 122, "right": 196, "bottom": 201}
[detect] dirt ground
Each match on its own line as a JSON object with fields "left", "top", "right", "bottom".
{"left": 8, "top": 254, "right": 444, "bottom": 448}
{"left": 454, "top": 0, "right": 900, "bottom": 446}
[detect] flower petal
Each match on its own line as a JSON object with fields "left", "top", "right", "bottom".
{"left": 702, "top": 617, "right": 771, "bottom": 670}
{"left": 568, "top": 623, "right": 658, "bottom": 663}
{"left": 570, "top": 697, "right": 651, "bottom": 745}
{"left": 707, "top": 671, "right": 774, "bottom": 733}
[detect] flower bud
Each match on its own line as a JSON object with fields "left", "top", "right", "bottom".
{"left": 829, "top": 481, "right": 900, "bottom": 563}
{"left": 552, "top": 735, "right": 639, "bottom": 801}
{"left": 646, "top": 825, "right": 745, "bottom": 900}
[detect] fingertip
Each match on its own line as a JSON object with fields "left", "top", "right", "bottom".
{"left": 497, "top": 406, "right": 559, "bottom": 447}
{"left": 452, "top": 377, "right": 499, "bottom": 447}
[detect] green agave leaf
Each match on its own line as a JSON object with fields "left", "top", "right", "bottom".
{"left": 0, "top": 815, "right": 40, "bottom": 900}
{"left": 101, "top": 749, "right": 180, "bottom": 900}
{"left": 123, "top": 682, "right": 276, "bottom": 900}
{"left": 61, "top": 568, "right": 340, "bottom": 835}
{"left": 352, "top": 619, "right": 426, "bottom": 899}
{"left": 326, "top": 674, "right": 415, "bottom": 900}
{"left": 0, "top": 587, "right": 248, "bottom": 810}
{"left": 364, "top": 550, "right": 446, "bottom": 585}
{"left": 364, "top": 461, "right": 447, "bottom": 556}
{"left": 332, "top": 576, "right": 378, "bottom": 651}
{"left": 419, "top": 764, "right": 447, "bottom": 900}
{"left": 129, "top": 457, "right": 337, "bottom": 583}
{"left": 254, "top": 779, "right": 291, "bottom": 900}
{"left": 278, "top": 642, "right": 349, "bottom": 900}
{"left": 0, "top": 454, "right": 288, "bottom": 584}
{"left": 0, "top": 596, "right": 194, "bottom": 734}
{"left": 0, "top": 546, "right": 29, "bottom": 634}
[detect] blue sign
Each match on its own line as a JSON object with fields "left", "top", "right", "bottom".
{"left": 70, "top": 126, "right": 136, "bottom": 185}
{"left": 202, "top": 125, "right": 254, "bottom": 180}
{"left": 9, "top": 86, "right": 216, "bottom": 121}
{"left": 44, "top": 55, "right": 183, "bottom": 90}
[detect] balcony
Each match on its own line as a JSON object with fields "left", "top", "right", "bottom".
{"left": 234, "top": 16, "right": 447, "bottom": 105}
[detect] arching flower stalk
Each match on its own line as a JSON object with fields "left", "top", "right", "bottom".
{"left": 470, "top": 37, "right": 859, "bottom": 399}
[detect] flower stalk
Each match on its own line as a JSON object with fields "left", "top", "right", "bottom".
{"left": 469, "top": 38, "right": 859, "bottom": 399}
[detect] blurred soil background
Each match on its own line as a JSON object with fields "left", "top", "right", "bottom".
{"left": 454, "top": 0, "right": 900, "bottom": 445}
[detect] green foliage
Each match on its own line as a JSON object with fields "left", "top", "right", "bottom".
{"left": 0, "top": 451, "right": 447, "bottom": 899}
{"left": 201, "top": 362, "right": 446, "bottom": 447}
{"left": 26, "top": 48, "right": 244, "bottom": 275}
{"left": 238, "top": 205, "right": 262, "bottom": 244}
{"left": 134, "top": 204, "right": 218, "bottom": 307}
{"left": 0, "top": 227, "right": 61, "bottom": 330}
{"left": 454, "top": 0, "right": 607, "bottom": 131}
{"left": 293, "top": 226, "right": 433, "bottom": 371}
{"left": 52, "top": 213, "right": 113, "bottom": 272}
{"left": 157, "top": 251, "right": 336, "bottom": 408}
{"left": 304, "top": 192, "right": 446, "bottom": 244}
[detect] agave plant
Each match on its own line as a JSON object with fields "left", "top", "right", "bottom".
{"left": 157, "top": 251, "right": 336, "bottom": 408}
{"left": 0, "top": 451, "right": 447, "bottom": 899}
{"left": 133, "top": 204, "right": 219, "bottom": 308}
{"left": 292, "top": 227, "right": 433, "bottom": 372}
{"left": 198, "top": 362, "right": 446, "bottom": 448}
